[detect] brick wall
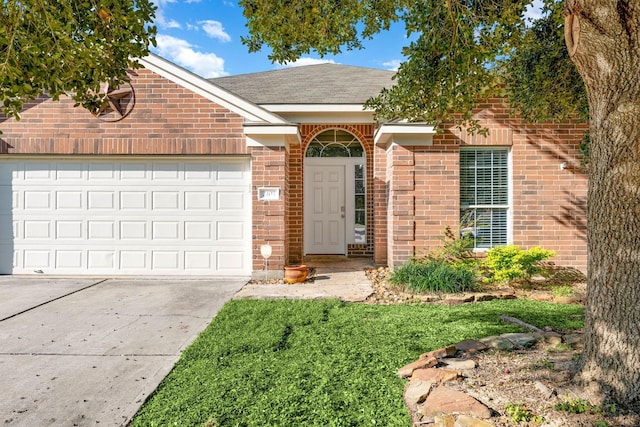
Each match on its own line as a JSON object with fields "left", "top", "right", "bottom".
{"left": 251, "top": 146, "right": 287, "bottom": 273}
{"left": 386, "top": 98, "right": 588, "bottom": 272}
{"left": 373, "top": 143, "right": 388, "bottom": 264}
{"left": 386, "top": 144, "right": 415, "bottom": 267}
{"left": 287, "top": 143, "right": 304, "bottom": 264}
{"left": 0, "top": 68, "right": 248, "bottom": 155}
{"left": 412, "top": 143, "right": 461, "bottom": 261}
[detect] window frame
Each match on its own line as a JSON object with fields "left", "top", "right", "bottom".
{"left": 459, "top": 146, "right": 512, "bottom": 250}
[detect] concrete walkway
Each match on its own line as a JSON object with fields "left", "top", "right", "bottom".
{"left": 234, "top": 256, "right": 375, "bottom": 302}
{"left": 0, "top": 276, "right": 247, "bottom": 426}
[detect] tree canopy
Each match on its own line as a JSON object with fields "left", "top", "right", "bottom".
{"left": 0, "top": 0, "right": 156, "bottom": 119}
{"left": 240, "top": 0, "right": 640, "bottom": 407}
{"left": 240, "top": 0, "right": 587, "bottom": 130}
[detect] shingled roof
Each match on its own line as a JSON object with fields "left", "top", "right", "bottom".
{"left": 209, "top": 63, "right": 395, "bottom": 105}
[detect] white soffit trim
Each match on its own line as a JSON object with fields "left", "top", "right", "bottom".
{"left": 244, "top": 124, "right": 301, "bottom": 147}
{"left": 262, "top": 104, "right": 369, "bottom": 113}
{"left": 261, "top": 105, "right": 375, "bottom": 125}
{"left": 374, "top": 123, "right": 437, "bottom": 147}
{"left": 139, "top": 54, "right": 288, "bottom": 124}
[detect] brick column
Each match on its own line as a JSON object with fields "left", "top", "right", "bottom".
{"left": 373, "top": 143, "right": 388, "bottom": 265}
{"left": 387, "top": 144, "right": 416, "bottom": 268}
{"left": 251, "top": 146, "right": 287, "bottom": 278}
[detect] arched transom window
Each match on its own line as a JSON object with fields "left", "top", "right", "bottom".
{"left": 305, "top": 129, "right": 364, "bottom": 158}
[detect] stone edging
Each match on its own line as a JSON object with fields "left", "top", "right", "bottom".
{"left": 398, "top": 331, "right": 584, "bottom": 426}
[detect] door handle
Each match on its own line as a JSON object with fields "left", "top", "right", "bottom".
{"left": 341, "top": 206, "right": 345, "bottom": 218}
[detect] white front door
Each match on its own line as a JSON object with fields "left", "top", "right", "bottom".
{"left": 304, "top": 165, "right": 346, "bottom": 254}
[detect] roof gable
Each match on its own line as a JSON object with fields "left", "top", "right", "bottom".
{"left": 139, "top": 54, "right": 288, "bottom": 124}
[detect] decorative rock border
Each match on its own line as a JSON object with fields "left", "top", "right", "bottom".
{"left": 398, "top": 331, "right": 584, "bottom": 426}
{"left": 364, "top": 267, "right": 587, "bottom": 306}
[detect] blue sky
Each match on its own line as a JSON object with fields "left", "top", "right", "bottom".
{"left": 149, "top": 0, "right": 409, "bottom": 78}
{"left": 149, "top": 0, "right": 543, "bottom": 78}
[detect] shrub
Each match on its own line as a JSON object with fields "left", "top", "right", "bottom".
{"left": 432, "top": 225, "right": 479, "bottom": 267}
{"left": 484, "top": 245, "right": 556, "bottom": 283}
{"left": 389, "top": 258, "right": 476, "bottom": 293}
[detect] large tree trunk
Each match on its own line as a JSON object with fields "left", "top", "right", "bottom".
{"left": 565, "top": 0, "right": 640, "bottom": 405}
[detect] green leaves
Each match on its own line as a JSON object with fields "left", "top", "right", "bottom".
{"left": 0, "top": 0, "right": 156, "bottom": 120}
{"left": 239, "top": 0, "right": 402, "bottom": 63}
{"left": 240, "top": 0, "right": 587, "bottom": 130}
{"left": 483, "top": 245, "right": 557, "bottom": 283}
{"left": 503, "top": 1, "right": 588, "bottom": 123}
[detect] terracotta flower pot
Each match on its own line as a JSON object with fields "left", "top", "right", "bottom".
{"left": 284, "top": 265, "right": 308, "bottom": 284}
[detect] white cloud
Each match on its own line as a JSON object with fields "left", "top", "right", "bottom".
{"left": 382, "top": 59, "right": 402, "bottom": 71}
{"left": 152, "top": 0, "right": 176, "bottom": 7}
{"left": 199, "top": 20, "right": 231, "bottom": 43}
{"left": 524, "top": 0, "right": 544, "bottom": 24}
{"left": 151, "top": 0, "right": 181, "bottom": 29}
{"left": 281, "top": 57, "right": 337, "bottom": 68}
{"left": 154, "top": 34, "right": 228, "bottom": 78}
{"left": 158, "top": 16, "right": 181, "bottom": 29}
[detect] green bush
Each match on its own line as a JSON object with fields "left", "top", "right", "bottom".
{"left": 484, "top": 245, "right": 556, "bottom": 283}
{"left": 433, "top": 225, "right": 479, "bottom": 267}
{"left": 389, "top": 258, "right": 476, "bottom": 293}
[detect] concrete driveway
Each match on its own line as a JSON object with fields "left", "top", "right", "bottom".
{"left": 0, "top": 276, "right": 247, "bottom": 426}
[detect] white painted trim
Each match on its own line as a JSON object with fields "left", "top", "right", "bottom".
{"left": 263, "top": 104, "right": 370, "bottom": 113}
{"left": 507, "top": 147, "right": 513, "bottom": 245}
{"left": 139, "top": 54, "right": 288, "bottom": 124}
{"left": 271, "top": 111, "right": 376, "bottom": 124}
{"left": 459, "top": 146, "right": 512, "bottom": 248}
{"left": 245, "top": 135, "right": 286, "bottom": 147}
{"left": 374, "top": 123, "right": 437, "bottom": 146}
{"left": 243, "top": 124, "right": 301, "bottom": 148}
{"left": 243, "top": 125, "right": 299, "bottom": 135}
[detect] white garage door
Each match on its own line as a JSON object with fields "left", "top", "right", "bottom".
{"left": 0, "top": 158, "right": 252, "bottom": 276}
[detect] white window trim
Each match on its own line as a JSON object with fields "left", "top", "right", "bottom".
{"left": 460, "top": 146, "right": 512, "bottom": 251}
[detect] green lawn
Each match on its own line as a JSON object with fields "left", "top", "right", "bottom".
{"left": 131, "top": 299, "right": 583, "bottom": 427}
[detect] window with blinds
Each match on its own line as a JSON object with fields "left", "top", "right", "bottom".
{"left": 460, "top": 148, "right": 509, "bottom": 249}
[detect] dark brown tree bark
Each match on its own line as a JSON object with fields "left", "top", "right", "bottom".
{"left": 565, "top": 0, "right": 640, "bottom": 405}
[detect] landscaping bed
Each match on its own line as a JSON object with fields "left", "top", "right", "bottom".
{"left": 364, "top": 264, "right": 640, "bottom": 426}
{"left": 364, "top": 263, "right": 587, "bottom": 306}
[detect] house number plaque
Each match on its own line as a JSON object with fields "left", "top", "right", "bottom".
{"left": 258, "top": 187, "right": 280, "bottom": 201}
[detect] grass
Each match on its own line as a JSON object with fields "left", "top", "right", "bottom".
{"left": 131, "top": 299, "right": 583, "bottom": 427}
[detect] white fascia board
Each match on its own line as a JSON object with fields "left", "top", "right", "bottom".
{"left": 374, "top": 123, "right": 437, "bottom": 147}
{"left": 243, "top": 124, "right": 299, "bottom": 135}
{"left": 274, "top": 111, "right": 376, "bottom": 124}
{"left": 244, "top": 124, "right": 301, "bottom": 148}
{"left": 139, "top": 54, "right": 287, "bottom": 124}
{"left": 262, "top": 104, "right": 369, "bottom": 113}
{"left": 261, "top": 105, "right": 375, "bottom": 124}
